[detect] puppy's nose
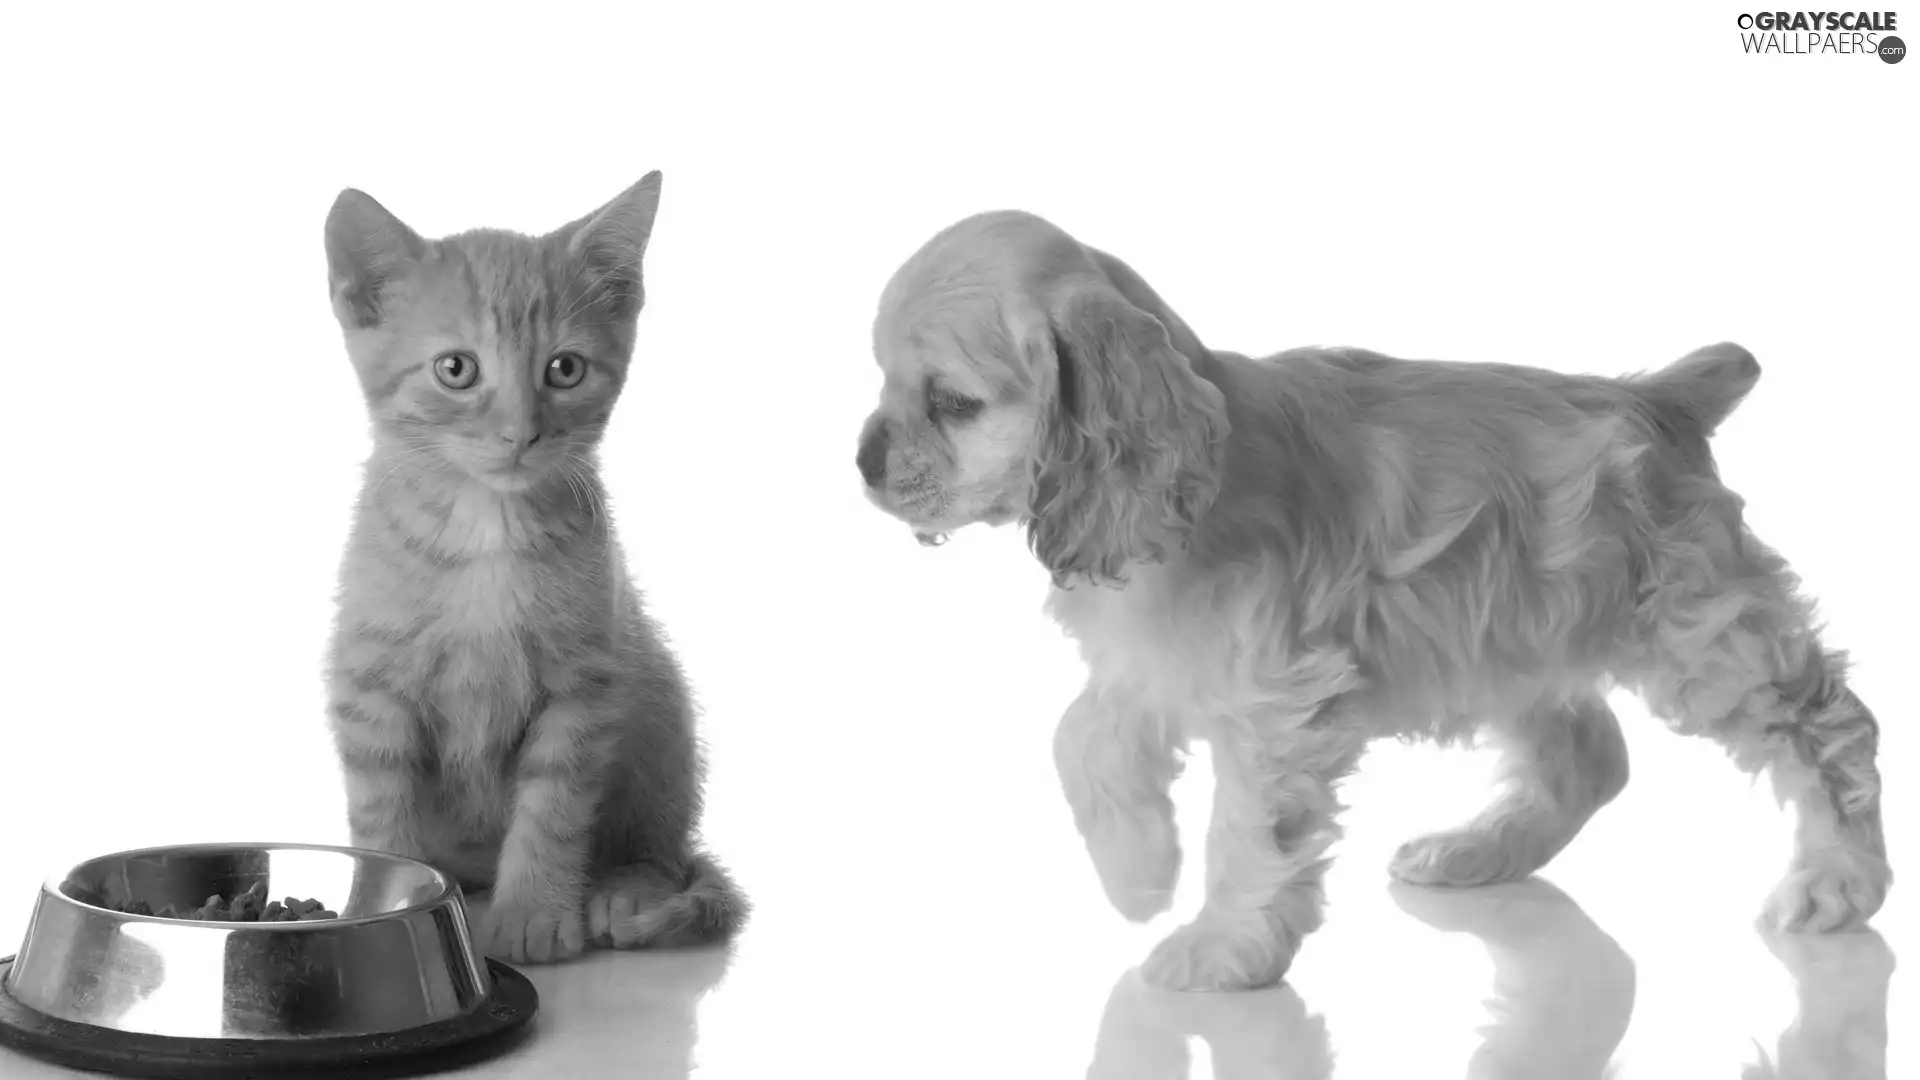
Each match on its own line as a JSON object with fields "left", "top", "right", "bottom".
{"left": 856, "top": 427, "right": 889, "bottom": 488}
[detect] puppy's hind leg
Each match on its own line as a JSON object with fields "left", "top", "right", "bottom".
{"left": 1056, "top": 685, "right": 1188, "bottom": 923}
{"left": 1391, "top": 693, "right": 1629, "bottom": 887}
{"left": 1637, "top": 527, "right": 1889, "bottom": 932}
{"left": 1758, "top": 653, "right": 1889, "bottom": 932}
{"left": 1649, "top": 641, "right": 1887, "bottom": 931}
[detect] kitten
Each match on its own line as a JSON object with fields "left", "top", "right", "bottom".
{"left": 321, "top": 172, "right": 745, "bottom": 964}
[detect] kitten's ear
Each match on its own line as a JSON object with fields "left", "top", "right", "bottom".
{"left": 561, "top": 171, "right": 663, "bottom": 320}
{"left": 325, "top": 189, "right": 426, "bottom": 329}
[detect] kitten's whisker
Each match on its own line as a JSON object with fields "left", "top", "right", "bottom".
{"left": 365, "top": 443, "right": 449, "bottom": 491}
{"left": 564, "top": 456, "right": 613, "bottom": 550}
{"left": 559, "top": 462, "right": 593, "bottom": 534}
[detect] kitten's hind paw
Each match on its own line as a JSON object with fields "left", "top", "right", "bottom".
{"left": 477, "top": 897, "right": 585, "bottom": 964}
{"left": 587, "top": 876, "right": 672, "bottom": 948}
{"left": 588, "top": 855, "right": 748, "bottom": 949}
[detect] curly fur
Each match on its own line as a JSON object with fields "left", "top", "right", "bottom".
{"left": 857, "top": 211, "right": 1889, "bottom": 992}
{"left": 1026, "top": 282, "right": 1228, "bottom": 586}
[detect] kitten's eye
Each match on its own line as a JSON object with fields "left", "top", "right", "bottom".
{"left": 433, "top": 352, "right": 479, "bottom": 390}
{"left": 935, "top": 391, "right": 984, "bottom": 420}
{"left": 546, "top": 352, "right": 588, "bottom": 389}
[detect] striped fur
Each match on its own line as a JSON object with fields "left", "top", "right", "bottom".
{"left": 322, "top": 174, "right": 746, "bottom": 964}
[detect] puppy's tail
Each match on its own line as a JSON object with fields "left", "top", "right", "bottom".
{"left": 588, "top": 849, "right": 749, "bottom": 950}
{"left": 1627, "top": 342, "right": 1761, "bottom": 441}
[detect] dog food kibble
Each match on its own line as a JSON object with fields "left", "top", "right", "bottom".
{"left": 110, "top": 881, "right": 337, "bottom": 921}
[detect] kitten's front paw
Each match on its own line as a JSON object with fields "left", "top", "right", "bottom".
{"left": 477, "top": 896, "right": 586, "bottom": 964}
{"left": 1141, "top": 917, "right": 1295, "bottom": 992}
{"left": 1086, "top": 807, "right": 1182, "bottom": 923}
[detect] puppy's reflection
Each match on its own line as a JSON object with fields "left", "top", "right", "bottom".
{"left": 468, "top": 894, "right": 735, "bottom": 1079}
{"left": 1085, "top": 879, "right": 1637, "bottom": 1079}
{"left": 1391, "top": 879, "right": 1636, "bottom": 1080}
{"left": 1743, "top": 928, "right": 1893, "bottom": 1080}
{"left": 1086, "top": 968, "right": 1333, "bottom": 1080}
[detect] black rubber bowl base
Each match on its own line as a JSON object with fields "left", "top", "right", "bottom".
{"left": 0, "top": 956, "right": 537, "bottom": 1079}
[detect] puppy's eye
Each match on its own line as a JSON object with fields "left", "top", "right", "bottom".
{"left": 433, "top": 351, "right": 479, "bottom": 390}
{"left": 934, "top": 392, "right": 984, "bottom": 421}
{"left": 546, "top": 352, "right": 588, "bottom": 389}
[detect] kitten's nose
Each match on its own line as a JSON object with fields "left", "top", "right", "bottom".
{"left": 497, "top": 428, "right": 543, "bottom": 465}
{"left": 856, "top": 425, "right": 889, "bottom": 488}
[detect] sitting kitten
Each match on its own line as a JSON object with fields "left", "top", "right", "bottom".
{"left": 321, "top": 172, "right": 745, "bottom": 963}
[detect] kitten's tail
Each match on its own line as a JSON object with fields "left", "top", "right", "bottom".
{"left": 1629, "top": 341, "right": 1762, "bottom": 441}
{"left": 588, "top": 850, "right": 748, "bottom": 950}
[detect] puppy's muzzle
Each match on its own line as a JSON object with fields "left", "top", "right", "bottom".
{"left": 856, "top": 422, "right": 889, "bottom": 488}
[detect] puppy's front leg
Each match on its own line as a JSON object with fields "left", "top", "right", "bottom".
{"left": 1144, "top": 694, "right": 1365, "bottom": 991}
{"left": 1055, "top": 685, "right": 1187, "bottom": 922}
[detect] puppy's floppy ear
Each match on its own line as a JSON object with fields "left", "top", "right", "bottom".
{"left": 1025, "top": 283, "right": 1228, "bottom": 586}
{"left": 325, "top": 189, "right": 427, "bottom": 329}
{"left": 560, "top": 170, "right": 663, "bottom": 323}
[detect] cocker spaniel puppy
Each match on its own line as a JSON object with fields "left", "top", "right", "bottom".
{"left": 856, "top": 211, "right": 1889, "bottom": 991}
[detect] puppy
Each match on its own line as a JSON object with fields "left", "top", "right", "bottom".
{"left": 856, "top": 211, "right": 1889, "bottom": 991}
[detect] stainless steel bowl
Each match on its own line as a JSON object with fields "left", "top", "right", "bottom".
{"left": 4, "top": 843, "right": 491, "bottom": 1040}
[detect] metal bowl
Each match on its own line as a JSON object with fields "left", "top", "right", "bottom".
{"left": 4, "top": 843, "right": 491, "bottom": 1040}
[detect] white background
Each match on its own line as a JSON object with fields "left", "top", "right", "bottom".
{"left": 1, "top": 2, "right": 1913, "bottom": 1077}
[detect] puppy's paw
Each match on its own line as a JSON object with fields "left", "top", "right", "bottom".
{"left": 1141, "top": 917, "right": 1295, "bottom": 992}
{"left": 1389, "top": 829, "right": 1534, "bottom": 888}
{"left": 1086, "top": 807, "right": 1182, "bottom": 923}
{"left": 1764, "top": 850, "right": 1890, "bottom": 933}
{"left": 477, "top": 895, "right": 586, "bottom": 964}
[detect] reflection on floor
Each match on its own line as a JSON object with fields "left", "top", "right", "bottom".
{"left": 454, "top": 877, "right": 1892, "bottom": 1079}
{"left": 1087, "top": 880, "right": 1891, "bottom": 1080}
{"left": 1744, "top": 929, "right": 1893, "bottom": 1080}
{"left": 1089, "top": 880, "right": 1627, "bottom": 1080}
{"left": 1393, "top": 880, "right": 1634, "bottom": 1079}
{"left": 494, "top": 945, "right": 736, "bottom": 1079}
{"left": 0, "top": 746, "right": 1902, "bottom": 1079}
{"left": 0, "top": 884, "right": 1896, "bottom": 1080}
{"left": 1089, "top": 966, "right": 1332, "bottom": 1078}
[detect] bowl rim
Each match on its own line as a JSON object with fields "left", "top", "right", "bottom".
{"left": 42, "top": 841, "right": 462, "bottom": 929}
